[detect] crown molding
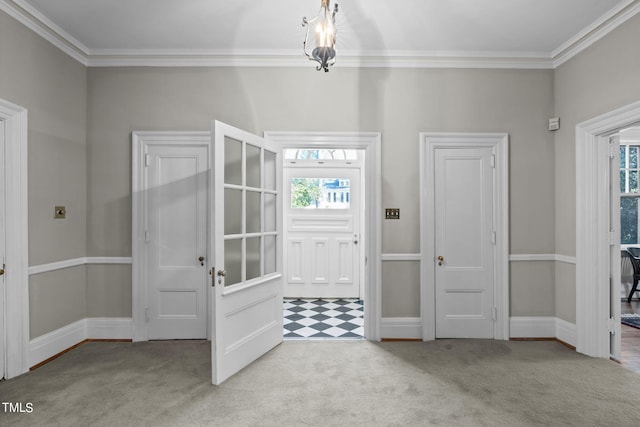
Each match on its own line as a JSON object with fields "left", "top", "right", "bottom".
{"left": 84, "top": 49, "right": 555, "bottom": 69}
{"left": 3, "top": 0, "right": 640, "bottom": 70}
{"left": 0, "top": 0, "right": 88, "bottom": 65}
{"left": 552, "top": 0, "right": 640, "bottom": 67}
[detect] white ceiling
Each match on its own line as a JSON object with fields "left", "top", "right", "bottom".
{"left": 2, "top": 0, "right": 639, "bottom": 68}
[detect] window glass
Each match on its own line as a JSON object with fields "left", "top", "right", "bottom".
{"left": 284, "top": 149, "right": 357, "bottom": 160}
{"left": 290, "top": 178, "right": 350, "bottom": 209}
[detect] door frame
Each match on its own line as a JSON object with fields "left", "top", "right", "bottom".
{"left": 0, "top": 99, "right": 29, "bottom": 378}
{"left": 420, "top": 133, "right": 510, "bottom": 341}
{"left": 131, "top": 131, "right": 211, "bottom": 342}
{"left": 265, "top": 132, "right": 382, "bottom": 341}
{"left": 576, "top": 100, "right": 640, "bottom": 358}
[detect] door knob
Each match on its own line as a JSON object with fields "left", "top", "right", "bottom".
{"left": 217, "top": 270, "right": 226, "bottom": 277}
{"left": 437, "top": 255, "right": 444, "bottom": 266}
{"left": 0, "top": 268, "right": 4, "bottom": 276}
{"left": 198, "top": 256, "right": 205, "bottom": 266}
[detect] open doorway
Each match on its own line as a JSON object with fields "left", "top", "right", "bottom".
{"left": 282, "top": 148, "right": 365, "bottom": 339}
{"left": 264, "top": 131, "right": 382, "bottom": 342}
{"left": 617, "top": 127, "right": 640, "bottom": 371}
{"left": 575, "top": 99, "right": 640, "bottom": 359}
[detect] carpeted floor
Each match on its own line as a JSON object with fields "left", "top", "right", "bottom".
{"left": 2, "top": 339, "right": 640, "bottom": 426}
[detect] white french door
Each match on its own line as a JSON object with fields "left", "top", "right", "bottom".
{"left": 283, "top": 166, "right": 361, "bottom": 298}
{"left": 434, "top": 147, "right": 495, "bottom": 338}
{"left": 211, "top": 121, "right": 283, "bottom": 385}
{"left": 145, "top": 144, "right": 208, "bottom": 339}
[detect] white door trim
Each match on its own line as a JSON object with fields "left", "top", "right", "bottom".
{"left": 264, "top": 132, "right": 382, "bottom": 341}
{"left": 575, "top": 100, "right": 640, "bottom": 358}
{"left": 420, "top": 133, "right": 510, "bottom": 341}
{"left": 131, "top": 131, "right": 211, "bottom": 342}
{"left": 0, "top": 99, "right": 29, "bottom": 378}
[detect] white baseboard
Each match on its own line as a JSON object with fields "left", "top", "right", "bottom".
{"left": 380, "top": 317, "right": 422, "bottom": 339}
{"left": 555, "top": 317, "right": 577, "bottom": 347}
{"left": 509, "top": 316, "right": 557, "bottom": 338}
{"left": 29, "top": 317, "right": 132, "bottom": 367}
{"left": 29, "top": 319, "right": 86, "bottom": 367}
{"left": 509, "top": 316, "right": 577, "bottom": 347}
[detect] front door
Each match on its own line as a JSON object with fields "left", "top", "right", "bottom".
{"left": 283, "top": 166, "right": 361, "bottom": 298}
{"left": 434, "top": 147, "right": 495, "bottom": 338}
{"left": 211, "top": 121, "right": 283, "bottom": 385}
{"left": 146, "top": 143, "right": 208, "bottom": 339}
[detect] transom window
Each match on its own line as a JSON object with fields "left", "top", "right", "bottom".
{"left": 284, "top": 149, "right": 358, "bottom": 160}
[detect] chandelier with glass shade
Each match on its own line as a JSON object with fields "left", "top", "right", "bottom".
{"left": 302, "top": 0, "right": 339, "bottom": 72}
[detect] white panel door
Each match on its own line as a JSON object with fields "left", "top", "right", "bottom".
{"left": 283, "top": 167, "right": 360, "bottom": 298}
{"left": 147, "top": 144, "right": 208, "bottom": 339}
{"left": 211, "top": 121, "right": 282, "bottom": 385}
{"left": 0, "top": 119, "right": 5, "bottom": 379}
{"left": 435, "top": 147, "right": 495, "bottom": 338}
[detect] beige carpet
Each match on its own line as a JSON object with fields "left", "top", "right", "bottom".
{"left": 1, "top": 339, "right": 639, "bottom": 426}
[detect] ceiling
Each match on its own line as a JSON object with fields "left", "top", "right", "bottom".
{"left": 2, "top": 0, "right": 639, "bottom": 68}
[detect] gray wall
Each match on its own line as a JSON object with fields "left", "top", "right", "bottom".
{"left": 86, "top": 66, "right": 556, "bottom": 319}
{"left": 554, "top": 12, "right": 640, "bottom": 323}
{"left": 0, "top": 10, "right": 88, "bottom": 337}
{"left": 3, "top": 7, "right": 563, "bottom": 337}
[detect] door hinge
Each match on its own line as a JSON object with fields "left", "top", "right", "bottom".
{"left": 144, "top": 307, "right": 150, "bottom": 322}
{"left": 490, "top": 154, "right": 496, "bottom": 168}
{"left": 608, "top": 316, "right": 616, "bottom": 334}
{"left": 609, "top": 230, "right": 615, "bottom": 246}
{"left": 491, "top": 231, "right": 497, "bottom": 245}
{"left": 609, "top": 141, "right": 616, "bottom": 159}
{"left": 492, "top": 307, "right": 497, "bottom": 321}
{"left": 144, "top": 230, "right": 150, "bottom": 243}
{"left": 144, "top": 153, "right": 151, "bottom": 167}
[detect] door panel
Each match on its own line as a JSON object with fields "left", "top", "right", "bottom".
{"left": 147, "top": 145, "right": 208, "bottom": 339}
{"left": 435, "top": 148, "right": 495, "bottom": 338}
{"left": 211, "top": 121, "right": 282, "bottom": 385}
{"left": 283, "top": 167, "right": 360, "bottom": 298}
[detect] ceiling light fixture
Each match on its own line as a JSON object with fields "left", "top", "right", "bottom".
{"left": 302, "top": 0, "right": 339, "bottom": 72}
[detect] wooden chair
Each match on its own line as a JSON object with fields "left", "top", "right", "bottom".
{"left": 624, "top": 247, "right": 640, "bottom": 303}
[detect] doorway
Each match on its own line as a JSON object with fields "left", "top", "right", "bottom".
{"left": 575, "top": 99, "right": 640, "bottom": 358}
{"left": 265, "top": 131, "right": 382, "bottom": 341}
{"left": 614, "top": 127, "right": 640, "bottom": 369}
{"left": 420, "top": 133, "right": 510, "bottom": 341}
{"left": 282, "top": 149, "right": 365, "bottom": 339}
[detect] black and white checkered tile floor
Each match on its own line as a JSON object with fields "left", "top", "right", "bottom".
{"left": 283, "top": 298, "right": 364, "bottom": 339}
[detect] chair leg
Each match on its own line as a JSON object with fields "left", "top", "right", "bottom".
{"left": 628, "top": 278, "right": 639, "bottom": 303}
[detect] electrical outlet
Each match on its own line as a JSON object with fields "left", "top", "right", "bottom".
{"left": 385, "top": 208, "right": 400, "bottom": 219}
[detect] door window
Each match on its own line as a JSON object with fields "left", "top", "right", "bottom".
{"left": 290, "top": 177, "right": 350, "bottom": 209}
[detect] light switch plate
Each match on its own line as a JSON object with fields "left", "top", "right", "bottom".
{"left": 385, "top": 208, "right": 400, "bottom": 219}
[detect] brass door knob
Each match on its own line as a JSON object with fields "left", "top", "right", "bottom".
{"left": 437, "top": 256, "right": 444, "bottom": 266}
{"left": 198, "top": 256, "right": 205, "bottom": 266}
{"left": 0, "top": 268, "right": 4, "bottom": 275}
